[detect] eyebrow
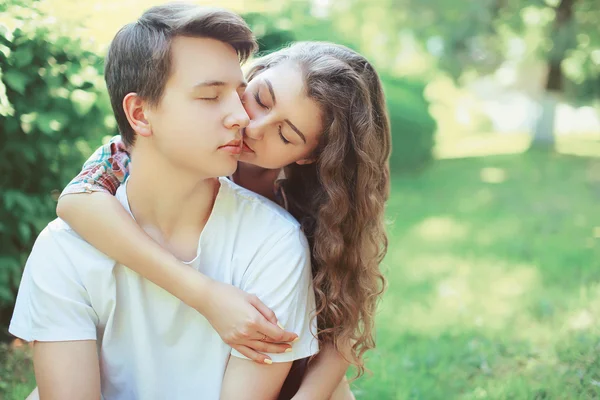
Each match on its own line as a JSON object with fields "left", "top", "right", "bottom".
{"left": 264, "top": 78, "right": 307, "bottom": 144}
{"left": 193, "top": 80, "right": 248, "bottom": 90}
{"left": 264, "top": 78, "right": 277, "bottom": 105}
{"left": 284, "top": 119, "right": 306, "bottom": 143}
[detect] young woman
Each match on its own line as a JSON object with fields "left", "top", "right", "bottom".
{"left": 57, "top": 41, "right": 391, "bottom": 400}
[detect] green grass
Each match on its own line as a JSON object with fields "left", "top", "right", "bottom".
{"left": 353, "top": 150, "right": 600, "bottom": 399}
{"left": 2, "top": 144, "right": 600, "bottom": 400}
{"left": 0, "top": 343, "right": 34, "bottom": 400}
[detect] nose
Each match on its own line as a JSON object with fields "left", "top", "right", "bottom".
{"left": 224, "top": 94, "right": 250, "bottom": 130}
{"left": 243, "top": 120, "right": 265, "bottom": 141}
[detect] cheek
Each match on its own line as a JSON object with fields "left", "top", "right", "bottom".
{"left": 242, "top": 93, "right": 258, "bottom": 120}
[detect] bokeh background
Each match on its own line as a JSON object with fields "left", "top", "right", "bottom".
{"left": 1, "top": 0, "right": 599, "bottom": 398}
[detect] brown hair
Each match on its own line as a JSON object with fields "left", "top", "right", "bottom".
{"left": 105, "top": 3, "right": 257, "bottom": 147}
{"left": 247, "top": 42, "right": 391, "bottom": 378}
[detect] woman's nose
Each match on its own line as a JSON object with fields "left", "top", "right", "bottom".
{"left": 243, "top": 121, "right": 265, "bottom": 141}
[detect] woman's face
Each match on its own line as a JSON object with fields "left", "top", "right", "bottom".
{"left": 239, "top": 62, "right": 324, "bottom": 169}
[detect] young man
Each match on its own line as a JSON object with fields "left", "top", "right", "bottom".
{"left": 9, "top": 4, "right": 318, "bottom": 400}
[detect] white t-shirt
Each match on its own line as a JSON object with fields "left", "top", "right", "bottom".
{"left": 10, "top": 177, "right": 318, "bottom": 400}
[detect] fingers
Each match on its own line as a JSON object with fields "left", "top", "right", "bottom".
{"left": 231, "top": 344, "right": 273, "bottom": 365}
{"left": 255, "top": 318, "right": 298, "bottom": 343}
{"left": 244, "top": 340, "right": 292, "bottom": 354}
{"left": 249, "top": 295, "right": 278, "bottom": 325}
{"left": 248, "top": 294, "right": 298, "bottom": 343}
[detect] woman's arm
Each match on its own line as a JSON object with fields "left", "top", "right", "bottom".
{"left": 56, "top": 138, "right": 296, "bottom": 363}
{"left": 57, "top": 193, "right": 296, "bottom": 363}
{"left": 292, "top": 343, "right": 352, "bottom": 400}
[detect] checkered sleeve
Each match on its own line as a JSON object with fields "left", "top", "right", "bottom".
{"left": 60, "top": 135, "right": 131, "bottom": 198}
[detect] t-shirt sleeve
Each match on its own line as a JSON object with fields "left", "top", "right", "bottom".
{"left": 9, "top": 225, "right": 99, "bottom": 342}
{"left": 230, "top": 227, "right": 319, "bottom": 363}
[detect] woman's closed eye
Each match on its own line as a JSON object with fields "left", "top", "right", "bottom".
{"left": 253, "top": 91, "right": 268, "bottom": 109}
{"left": 279, "top": 126, "right": 290, "bottom": 145}
{"left": 254, "top": 91, "right": 291, "bottom": 144}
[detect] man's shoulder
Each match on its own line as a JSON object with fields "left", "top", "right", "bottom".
{"left": 218, "top": 177, "right": 301, "bottom": 231}
{"left": 36, "top": 218, "right": 113, "bottom": 263}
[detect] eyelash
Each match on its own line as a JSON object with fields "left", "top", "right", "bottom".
{"left": 255, "top": 91, "right": 290, "bottom": 145}
{"left": 279, "top": 126, "right": 290, "bottom": 145}
{"left": 200, "top": 96, "right": 219, "bottom": 101}
{"left": 253, "top": 92, "right": 267, "bottom": 108}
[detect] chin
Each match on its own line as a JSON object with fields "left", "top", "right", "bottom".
{"left": 219, "top": 163, "right": 239, "bottom": 177}
{"left": 239, "top": 154, "right": 267, "bottom": 169}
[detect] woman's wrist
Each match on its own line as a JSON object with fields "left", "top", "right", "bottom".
{"left": 152, "top": 253, "right": 215, "bottom": 313}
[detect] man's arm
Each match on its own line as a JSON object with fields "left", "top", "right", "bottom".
{"left": 9, "top": 223, "right": 102, "bottom": 399}
{"left": 220, "top": 358, "right": 292, "bottom": 400}
{"left": 33, "top": 341, "right": 101, "bottom": 400}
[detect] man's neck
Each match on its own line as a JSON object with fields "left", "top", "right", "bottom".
{"left": 125, "top": 143, "right": 219, "bottom": 261}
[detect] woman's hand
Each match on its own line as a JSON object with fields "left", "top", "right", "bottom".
{"left": 196, "top": 278, "right": 298, "bottom": 364}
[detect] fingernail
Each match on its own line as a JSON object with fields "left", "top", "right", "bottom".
{"left": 264, "top": 359, "right": 273, "bottom": 365}
{"left": 285, "top": 348, "right": 293, "bottom": 353}
{"left": 277, "top": 321, "right": 285, "bottom": 329}
{"left": 292, "top": 337, "right": 300, "bottom": 343}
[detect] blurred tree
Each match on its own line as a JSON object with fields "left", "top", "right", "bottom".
{"left": 0, "top": 0, "right": 113, "bottom": 338}
{"left": 242, "top": 12, "right": 295, "bottom": 54}
{"left": 327, "top": 0, "right": 599, "bottom": 150}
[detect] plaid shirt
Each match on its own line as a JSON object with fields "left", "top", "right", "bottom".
{"left": 60, "top": 135, "right": 289, "bottom": 210}
{"left": 60, "top": 135, "right": 130, "bottom": 198}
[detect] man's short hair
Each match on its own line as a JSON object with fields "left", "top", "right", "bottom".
{"left": 105, "top": 3, "right": 257, "bottom": 147}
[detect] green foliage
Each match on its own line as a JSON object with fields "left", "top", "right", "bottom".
{"left": 330, "top": 0, "right": 599, "bottom": 102}
{"left": 0, "top": 1, "right": 113, "bottom": 337}
{"left": 382, "top": 76, "right": 437, "bottom": 173}
{"left": 242, "top": 12, "right": 296, "bottom": 55}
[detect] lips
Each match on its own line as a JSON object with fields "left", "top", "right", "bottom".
{"left": 218, "top": 139, "right": 242, "bottom": 155}
{"left": 242, "top": 140, "right": 254, "bottom": 153}
{"left": 219, "top": 139, "right": 241, "bottom": 149}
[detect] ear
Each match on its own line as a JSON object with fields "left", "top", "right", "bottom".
{"left": 295, "top": 157, "right": 316, "bottom": 165}
{"left": 123, "top": 93, "right": 152, "bottom": 138}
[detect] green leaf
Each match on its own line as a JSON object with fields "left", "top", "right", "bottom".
{"left": 3, "top": 69, "right": 30, "bottom": 94}
{"left": 17, "top": 222, "right": 30, "bottom": 243}
{"left": 0, "top": 68, "right": 14, "bottom": 117}
{"left": 36, "top": 111, "right": 69, "bottom": 135}
{"left": 71, "top": 89, "right": 97, "bottom": 116}
{"left": 0, "top": 23, "right": 13, "bottom": 43}
{"left": 0, "top": 43, "right": 10, "bottom": 58}
{"left": 12, "top": 46, "right": 34, "bottom": 67}
{"left": 0, "top": 256, "right": 21, "bottom": 274}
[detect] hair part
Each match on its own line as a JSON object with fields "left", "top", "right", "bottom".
{"left": 105, "top": 3, "right": 257, "bottom": 147}
{"left": 247, "top": 42, "right": 391, "bottom": 379}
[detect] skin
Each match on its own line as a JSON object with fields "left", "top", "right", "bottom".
{"left": 239, "top": 62, "right": 323, "bottom": 169}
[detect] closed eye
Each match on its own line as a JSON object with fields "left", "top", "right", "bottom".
{"left": 279, "top": 126, "right": 290, "bottom": 144}
{"left": 253, "top": 92, "right": 267, "bottom": 108}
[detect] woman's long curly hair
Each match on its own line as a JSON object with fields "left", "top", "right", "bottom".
{"left": 247, "top": 42, "right": 391, "bottom": 378}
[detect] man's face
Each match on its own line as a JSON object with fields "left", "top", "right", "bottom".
{"left": 145, "top": 36, "right": 249, "bottom": 178}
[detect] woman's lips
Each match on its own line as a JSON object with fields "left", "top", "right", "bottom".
{"left": 242, "top": 141, "right": 254, "bottom": 153}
